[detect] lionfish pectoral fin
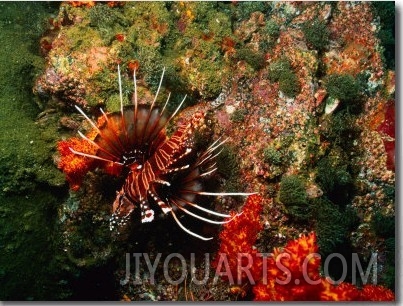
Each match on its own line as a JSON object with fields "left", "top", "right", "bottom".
{"left": 173, "top": 196, "right": 232, "bottom": 218}
{"left": 195, "top": 191, "right": 258, "bottom": 197}
{"left": 172, "top": 199, "right": 232, "bottom": 225}
{"left": 169, "top": 208, "right": 213, "bottom": 241}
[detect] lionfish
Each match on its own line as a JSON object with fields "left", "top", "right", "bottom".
{"left": 66, "top": 66, "right": 254, "bottom": 240}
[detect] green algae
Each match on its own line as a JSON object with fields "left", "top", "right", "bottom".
{"left": 267, "top": 58, "right": 300, "bottom": 98}
{"left": 264, "top": 19, "right": 280, "bottom": 39}
{"left": 313, "top": 197, "right": 347, "bottom": 255}
{"left": 278, "top": 174, "right": 310, "bottom": 221}
{"left": 235, "top": 47, "right": 266, "bottom": 71}
{"left": 88, "top": 2, "right": 127, "bottom": 43}
{"left": 263, "top": 146, "right": 283, "bottom": 166}
{"left": 371, "top": 2, "right": 395, "bottom": 70}
{"left": 302, "top": 19, "right": 330, "bottom": 52}
{"left": 0, "top": 2, "right": 71, "bottom": 300}
{"left": 262, "top": 136, "right": 296, "bottom": 180}
{"left": 371, "top": 210, "right": 395, "bottom": 239}
{"left": 323, "top": 73, "right": 361, "bottom": 104}
{"left": 232, "top": 2, "right": 272, "bottom": 21}
{"left": 381, "top": 237, "right": 395, "bottom": 290}
{"left": 162, "top": 2, "right": 233, "bottom": 99}
{"left": 230, "top": 108, "right": 248, "bottom": 123}
{"left": 66, "top": 25, "right": 104, "bottom": 53}
{"left": 215, "top": 144, "right": 241, "bottom": 193}
{"left": 0, "top": 191, "right": 69, "bottom": 300}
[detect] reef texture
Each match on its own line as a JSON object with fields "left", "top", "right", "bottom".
{"left": 32, "top": 1, "right": 395, "bottom": 301}
{"left": 215, "top": 195, "right": 394, "bottom": 301}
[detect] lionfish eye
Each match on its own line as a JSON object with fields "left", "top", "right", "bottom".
{"left": 121, "top": 149, "right": 145, "bottom": 166}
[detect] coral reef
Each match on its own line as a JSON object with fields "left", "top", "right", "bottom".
{"left": 214, "top": 196, "right": 394, "bottom": 301}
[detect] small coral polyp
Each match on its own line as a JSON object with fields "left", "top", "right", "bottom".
{"left": 57, "top": 66, "right": 253, "bottom": 240}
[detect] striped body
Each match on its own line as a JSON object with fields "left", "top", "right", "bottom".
{"left": 111, "top": 112, "right": 205, "bottom": 225}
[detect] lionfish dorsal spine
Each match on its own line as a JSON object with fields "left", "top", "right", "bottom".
{"left": 117, "top": 64, "right": 130, "bottom": 149}
{"left": 137, "top": 68, "right": 164, "bottom": 147}
{"left": 97, "top": 107, "right": 130, "bottom": 156}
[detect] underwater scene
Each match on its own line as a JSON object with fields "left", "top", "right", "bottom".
{"left": 0, "top": 1, "right": 395, "bottom": 301}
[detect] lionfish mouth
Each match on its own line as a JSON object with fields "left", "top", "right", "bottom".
{"left": 61, "top": 65, "right": 255, "bottom": 241}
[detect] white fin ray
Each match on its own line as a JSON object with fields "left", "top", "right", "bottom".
{"left": 196, "top": 191, "right": 258, "bottom": 197}
{"left": 170, "top": 208, "right": 213, "bottom": 241}
{"left": 171, "top": 195, "right": 231, "bottom": 218}
{"left": 77, "top": 130, "right": 120, "bottom": 160}
{"left": 171, "top": 199, "right": 233, "bottom": 225}
{"left": 117, "top": 64, "right": 130, "bottom": 146}
{"left": 69, "top": 147, "right": 124, "bottom": 165}
{"left": 75, "top": 105, "right": 100, "bottom": 133}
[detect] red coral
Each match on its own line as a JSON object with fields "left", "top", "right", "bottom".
{"left": 39, "top": 37, "right": 53, "bottom": 56}
{"left": 68, "top": 1, "right": 95, "bottom": 8}
{"left": 359, "top": 284, "right": 395, "bottom": 301}
{"left": 107, "top": 1, "right": 125, "bottom": 7}
{"left": 254, "top": 233, "right": 322, "bottom": 301}
{"left": 320, "top": 279, "right": 361, "bottom": 301}
{"left": 57, "top": 136, "right": 98, "bottom": 190}
{"left": 272, "top": 232, "right": 320, "bottom": 283}
{"left": 128, "top": 59, "right": 140, "bottom": 75}
{"left": 320, "top": 280, "right": 395, "bottom": 301}
{"left": 252, "top": 233, "right": 395, "bottom": 301}
{"left": 213, "top": 194, "right": 263, "bottom": 284}
{"left": 213, "top": 196, "right": 395, "bottom": 301}
{"left": 115, "top": 33, "right": 125, "bottom": 42}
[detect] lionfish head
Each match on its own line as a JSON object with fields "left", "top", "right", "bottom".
{"left": 109, "top": 190, "right": 136, "bottom": 230}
